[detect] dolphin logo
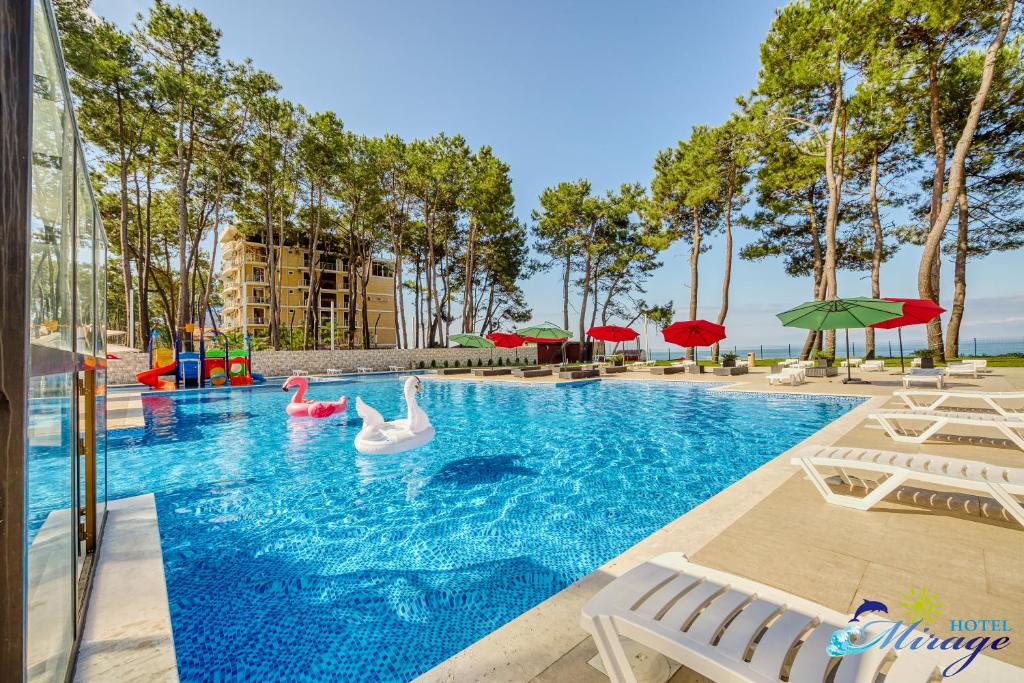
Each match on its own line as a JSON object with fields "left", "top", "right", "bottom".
{"left": 850, "top": 599, "right": 888, "bottom": 622}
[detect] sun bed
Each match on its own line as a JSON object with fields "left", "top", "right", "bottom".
{"left": 840, "top": 357, "right": 862, "bottom": 367}
{"left": 766, "top": 367, "right": 805, "bottom": 386}
{"left": 356, "top": 366, "right": 374, "bottom": 373}
{"left": 669, "top": 359, "right": 695, "bottom": 368}
{"left": 794, "top": 359, "right": 816, "bottom": 369}
{"left": 434, "top": 367, "right": 471, "bottom": 376}
{"left": 945, "top": 362, "right": 980, "bottom": 379}
{"left": 896, "top": 389, "right": 1024, "bottom": 417}
{"left": 324, "top": 368, "right": 348, "bottom": 376}
{"left": 627, "top": 360, "right": 656, "bottom": 371}
{"left": 558, "top": 369, "right": 599, "bottom": 380}
{"left": 512, "top": 367, "right": 552, "bottom": 378}
{"left": 580, "top": 552, "right": 1016, "bottom": 683}
{"left": 388, "top": 365, "right": 405, "bottom": 372}
{"left": 599, "top": 365, "right": 627, "bottom": 375}
{"left": 472, "top": 367, "right": 512, "bottom": 377}
{"left": 791, "top": 444, "right": 1024, "bottom": 527}
{"left": 870, "top": 409, "right": 1024, "bottom": 451}
{"left": 861, "top": 359, "right": 885, "bottom": 372}
{"left": 649, "top": 366, "right": 686, "bottom": 375}
{"left": 902, "top": 368, "right": 945, "bottom": 389}
{"left": 780, "top": 358, "right": 799, "bottom": 367}
{"left": 963, "top": 359, "right": 992, "bottom": 373}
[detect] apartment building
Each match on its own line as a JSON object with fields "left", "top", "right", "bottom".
{"left": 218, "top": 226, "right": 398, "bottom": 347}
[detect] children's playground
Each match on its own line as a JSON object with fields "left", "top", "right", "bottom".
{"left": 136, "top": 324, "right": 266, "bottom": 391}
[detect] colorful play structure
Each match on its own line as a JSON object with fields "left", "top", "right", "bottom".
{"left": 136, "top": 325, "right": 267, "bottom": 391}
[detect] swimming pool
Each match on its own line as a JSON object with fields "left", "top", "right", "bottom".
{"left": 104, "top": 377, "right": 858, "bottom": 682}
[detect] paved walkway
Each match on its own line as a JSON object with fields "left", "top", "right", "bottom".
{"left": 418, "top": 366, "right": 1024, "bottom": 682}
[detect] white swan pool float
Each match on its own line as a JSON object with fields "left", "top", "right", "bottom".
{"left": 354, "top": 376, "right": 435, "bottom": 455}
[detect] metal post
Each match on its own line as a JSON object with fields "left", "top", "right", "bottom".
{"left": 0, "top": 0, "right": 34, "bottom": 670}
{"left": 974, "top": 337, "right": 977, "bottom": 356}
{"left": 788, "top": 343, "right": 791, "bottom": 357}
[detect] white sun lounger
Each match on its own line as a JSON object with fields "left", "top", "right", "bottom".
{"left": 861, "top": 360, "right": 885, "bottom": 372}
{"left": 780, "top": 358, "right": 799, "bottom": 367}
{"left": 356, "top": 366, "right": 373, "bottom": 373}
{"left": 896, "top": 390, "right": 1024, "bottom": 417}
{"left": 870, "top": 409, "right": 1024, "bottom": 451}
{"left": 946, "top": 362, "right": 980, "bottom": 378}
{"left": 902, "top": 368, "right": 945, "bottom": 389}
{"left": 840, "top": 357, "right": 862, "bottom": 367}
{"left": 791, "top": 444, "right": 1024, "bottom": 527}
{"left": 766, "top": 368, "right": 805, "bottom": 386}
{"left": 581, "top": 552, "right": 1018, "bottom": 683}
{"left": 963, "top": 359, "right": 991, "bottom": 373}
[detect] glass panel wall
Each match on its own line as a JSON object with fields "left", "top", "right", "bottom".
{"left": 27, "top": 0, "right": 76, "bottom": 680}
{"left": 25, "top": 1, "right": 110, "bottom": 681}
{"left": 95, "top": 210, "right": 108, "bottom": 522}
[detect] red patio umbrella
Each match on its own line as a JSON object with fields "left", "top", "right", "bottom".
{"left": 586, "top": 325, "right": 639, "bottom": 342}
{"left": 587, "top": 325, "right": 640, "bottom": 361}
{"left": 869, "top": 298, "right": 945, "bottom": 373}
{"left": 486, "top": 331, "right": 525, "bottom": 362}
{"left": 486, "top": 332, "right": 525, "bottom": 348}
{"left": 662, "top": 320, "right": 726, "bottom": 361}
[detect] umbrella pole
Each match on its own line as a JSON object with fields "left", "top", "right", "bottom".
{"left": 845, "top": 328, "right": 852, "bottom": 382}
{"left": 898, "top": 327, "right": 905, "bottom": 374}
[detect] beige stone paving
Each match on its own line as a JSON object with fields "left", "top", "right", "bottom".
{"left": 417, "top": 366, "right": 1024, "bottom": 682}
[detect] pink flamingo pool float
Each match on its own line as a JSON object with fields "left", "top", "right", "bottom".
{"left": 282, "top": 376, "right": 348, "bottom": 418}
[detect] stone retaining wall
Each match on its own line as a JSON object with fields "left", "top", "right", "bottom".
{"left": 108, "top": 347, "right": 537, "bottom": 385}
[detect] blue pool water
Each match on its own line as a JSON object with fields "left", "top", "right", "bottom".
{"left": 102, "top": 377, "right": 857, "bottom": 682}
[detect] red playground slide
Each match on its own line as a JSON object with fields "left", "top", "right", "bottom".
{"left": 136, "top": 362, "right": 176, "bottom": 391}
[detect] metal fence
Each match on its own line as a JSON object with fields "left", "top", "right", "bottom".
{"left": 644, "top": 336, "right": 1024, "bottom": 361}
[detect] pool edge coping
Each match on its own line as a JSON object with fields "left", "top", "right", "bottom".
{"left": 74, "top": 493, "right": 179, "bottom": 683}
{"left": 413, "top": 392, "right": 889, "bottom": 683}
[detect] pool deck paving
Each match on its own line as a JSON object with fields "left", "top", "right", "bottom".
{"left": 88, "top": 366, "right": 1024, "bottom": 682}
{"left": 418, "top": 365, "right": 1024, "bottom": 682}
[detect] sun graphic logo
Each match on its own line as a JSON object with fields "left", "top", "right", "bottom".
{"left": 899, "top": 586, "right": 944, "bottom": 624}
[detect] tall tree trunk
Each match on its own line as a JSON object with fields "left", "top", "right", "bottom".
{"left": 361, "top": 257, "right": 372, "bottom": 349}
{"left": 578, "top": 248, "right": 593, "bottom": 358}
{"left": 800, "top": 192, "right": 824, "bottom": 360}
{"left": 711, "top": 171, "right": 735, "bottom": 361}
{"left": 945, "top": 186, "right": 969, "bottom": 359}
{"left": 174, "top": 117, "right": 191, "bottom": 340}
{"left": 918, "top": 0, "right": 1014, "bottom": 359}
{"left": 562, "top": 253, "right": 571, "bottom": 331}
{"left": 413, "top": 255, "right": 421, "bottom": 348}
{"left": 302, "top": 186, "right": 321, "bottom": 350}
{"left": 394, "top": 237, "right": 406, "bottom": 349}
{"left": 687, "top": 209, "right": 702, "bottom": 359}
{"left": 462, "top": 221, "right": 478, "bottom": 332}
{"left": 866, "top": 148, "right": 883, "bottom": 359}
{"left": 821, "top": 83, "right": 845, "bottom": 357}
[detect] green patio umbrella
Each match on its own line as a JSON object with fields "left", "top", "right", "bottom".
{"left": 449, "top": 333, "right": 495, "bottom": 363}
{"left": 516, "top": 322, "right": 572, "bottom": 363}
{"left": 777, "top": 297, "right": 904, "bottom": 383}
{"left": 448, "top": 333, "right": 495, "bottom": 348}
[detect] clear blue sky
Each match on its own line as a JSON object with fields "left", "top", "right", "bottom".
{"left": 91, "top": 0, "right": 1024, "bottom": 350}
